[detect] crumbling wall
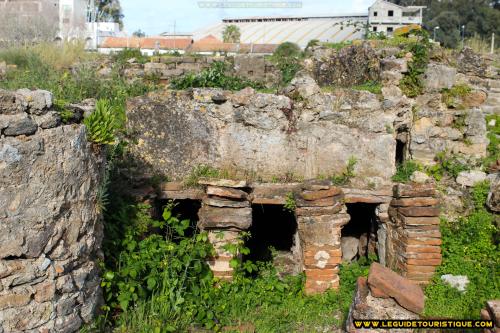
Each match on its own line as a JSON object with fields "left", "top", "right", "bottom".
{"left": 127, "top": 78, "right": 398, "bottom": 187}
{"left": 0, "top": 89, "right": 104, "bottom": 332}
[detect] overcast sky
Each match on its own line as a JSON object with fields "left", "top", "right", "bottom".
{"left": 120, "top": 0, "right": 374, "bottom": 35}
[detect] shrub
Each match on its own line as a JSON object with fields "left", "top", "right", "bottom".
{"left": 392, "top": 160, "right": 422, "bottom": 183}
{"left": 399, "top": 31, "right": 431, "bottom": 98}
{"left": 425, "top": 151, "right": 471, "bottom": 181}
{"left": 83, "top": 99, "right": 119, "bottom": 145}
{"left": 483, "top": 114, "right": 499, "bottom": 169}
{"left": 270, "top": 42, "right": 304, "bottom": 86}
{"left": 425, "top": 182, "right": 499, "bottom": 319}
{"left": 170, "top": 61, "right": 263, "bottom": 90}
{"left": 112, "top": 48, "right": 150, "bottom": 64}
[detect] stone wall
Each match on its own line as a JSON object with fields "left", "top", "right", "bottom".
{"left": 386, "top": 183, "right": 442, "bottom": 284}
{"left": 0, "top": 89, "right": 104, "bottom": 332}
{"left": 127, "top": 77, "right": 398, "bottom": 187}
{"left": 105, "top": 55, "right": 281, "bottom": 87}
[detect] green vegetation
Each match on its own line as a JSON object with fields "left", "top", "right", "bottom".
{"left": 388, "top": 0, "right": 500, "bottom": 49}
{"left": 222, "top": 25, "right": 241, "bottom": 43}
{"left": 322, "top": 41, "right": 352, "bottom": 51}
{"left": 352, "top": 80, "right": 382, "bottom": 94}
{"left": 0, "top": 43, "right": 155, "bottom": 125}
{"left": 331, "top": 157, "right": 357, "bottom": 186}
{"left": 392, "top": 160, "right": 422, "bottom": 183}
{"left": 183, "top": 164, "right": 228, "bottom": 188}
{"left": 441, "top": 84, "right": 472, "bottom": 109}
{"left": 426, "top": 151, "right": 471, "bottom": 181}
{"left": 83, "top": 99, "right": 120, "bottom": 145}
{"left": 399, "top": 30, "right": 431, "bottom": 98}
{"left": 270, "top": 42, "right": 304, "bottom": 86}
{"left": 425, "top": 182, "right": 500, "bottom": 318}
{"left": 284, "top": 192, "right": 296, "bottom": 212}
{"left": 111, "top": 48, "right": 150, "bottom": 64}
{"left": 484, "top": 114, "right": 500, "bottom": 169}
{"left": 170, "top": 61, "right": 263, "bottom": 90}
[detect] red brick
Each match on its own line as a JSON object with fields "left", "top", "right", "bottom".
{"left": 402, "top": 252, "right": 442, "bottom": 259}
{"left": 393, "top": 183, "right": 436, "bottom": 198}
{"left": 404, "top": 245, "right": 441, "bottom": 253}
{"left": 400, "top": 216, "right": 440, "bottom": 225}
{"left": 399, "top": 206, "right": 440, "bottom": 217}
{"left": 301, "top": 187, "right": 342, "bottom": 201}
{"left": 405, "top": 258, "right": 442, "bottom": 266}
{"left": 405, "top": 265, "right": 439, "bottom": 273}
{"left": 391, "top": 197, "right": 440, "bottom": 207}
{"left": 405, "top": 238, "right": 442, "bottom": 246}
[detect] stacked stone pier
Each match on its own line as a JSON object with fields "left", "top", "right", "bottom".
{"left": 295, "top": 182, "right": 349, "bottom": 294}
{"left": 387, "top": 183, "right": 442, "bottom": 284}
{"left": 197, "top": 179, "right": 252, "bottom": 280}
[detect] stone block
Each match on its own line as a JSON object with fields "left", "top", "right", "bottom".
{"left": 398, "top": 206, "right": 440, "bottom": 217}
{"left": 367, "top": 263, "right": 425, "bottom": 314}
{"left": 400, "top": 216, "right": 440, "bottom": 226}
{"left": 391, "top": 197, "right": 439, "bottom": 207}
{"left": 199, "top": 178, "right": 247, "bottom": 188}
{"left": 393, "top": 183, "right": 436, "bottom": 198}
{"left": 298, "top": 221, "right": 342, "bottom": 246}
{"left": 3, "top": 117, "right": 37, "bottom": 136}
{"left": 295, "top": 203, "right": 342, "bottom": 216}
{"left": 204, "top": 197, "right": 250, "bottom": 208}
{"left": 207, "top": 186, "right": 248, "bottom": 199}
{"left": 295, "top": 195, "right": 342, "bottom": 207}
{"left": 198, "top": 206, "right": 252, "bottom": 230}
{"left": 300, "top": 187, "right": 342, "bottom": 201}
{"left": 424, "top": 64, "right": 457, "bottom": 91}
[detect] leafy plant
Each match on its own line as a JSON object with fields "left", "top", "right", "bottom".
{"left": 170, "top": 61, "right": 263, "bottom": 90}
{"left": 399, "top": 30, "right": 431, "bottom": 98}
{"left": 425, "top": 151, "right": 470, "bottom": 181}
{"left": 83, "top": 99, "right": 119, "bottom": 145}
{"left": 284, "top": 192, "right": 296, "bottom": 213}
{"left": 183, "top": 164, "right": 225, "bottom": 188}
{"left": 332, "top": 156, "right": 358, "bottom": 186}
{"left": 392, "top": 160, "right": 422, "bottom": 183}
{"left": 270, "top": 42, "right": 304, "bottom": 86}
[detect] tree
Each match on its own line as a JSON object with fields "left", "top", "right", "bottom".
{"left": 97, "top": 0, "right": 124, "bottom": 27}
{"left": 222, "top": 25, "right": 241, "bottom": 43}
{"left": 388, "top": 0, "right": 500, "bottom": 48}
{"left": 132, "top": 30, "right": 146, "bottom": 38}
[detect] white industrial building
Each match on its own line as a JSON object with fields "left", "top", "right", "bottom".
{"left": 194, "top": 0, "right": 425, "bottom": 48}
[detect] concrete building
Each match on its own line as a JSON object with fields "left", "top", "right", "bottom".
{"left": 368, "top": 0, "right": 425, "bottom": 35}
{"left": 194, "top": 0, "right": 426, "bottom": 48}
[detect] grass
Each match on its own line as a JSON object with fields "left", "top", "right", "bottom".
{"left": 352, "top": 81, "right": 382, "bottom": 94}
{"left": 441, "top": 84, "right": 472, "bottom": 109}
{"left": 392, "top": 160, "right": 422, "bottom": 183}
{"left": 425, "top": 182, "right": 499, "bottom": 319}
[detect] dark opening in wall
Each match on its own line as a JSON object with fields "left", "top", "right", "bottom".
{"left": 396, "top": 139, "right": 405, "bottom": 165}
{"left": 245, "top": 205, "right": 300, "bottom": 275}
{"left": 342, "top": 203, "right": 379, "bottom": 262}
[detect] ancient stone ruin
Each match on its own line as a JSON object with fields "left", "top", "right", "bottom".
{"left": 0, "top": 43, "right": 498, "bottom": 332}
{"left": 0, "top": 89, "right": 104, "bottom": 332}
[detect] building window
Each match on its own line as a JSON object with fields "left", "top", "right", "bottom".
{"left": 387, "top": 27, "right": 394, "bottom": 33}
{"left": 373, "top": 11, "right": 378, "bottom": 17}
{"left": 373, "top": 26, "right": 377, "bottom": 32}
{"left": 388, "top": 10, "right": 394, "bottom": 17}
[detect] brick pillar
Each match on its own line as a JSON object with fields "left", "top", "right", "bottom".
{"left": 388, "top": 183, "right": 442, "bottom": 284}
{"left": 197, "top": 180, "right": 251, "bottom": 280}
{"left": 295, "top": 182, "right": 349, "bottom": 295}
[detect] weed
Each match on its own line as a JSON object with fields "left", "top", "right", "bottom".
{"left": 425, "top": 182, "right": 499, "bottom": 319}
{"left": 351, "top": 80, "right": 382, "bottom": 94}
{"left": 425, "top": 151, "right": 470, "bottom": 181}
{"left": 183, "top": 165, "right": 224, "bottom": 188}
{"left": 170, "top": 61, "right": 263, "bottom": 90}
{"left": 284, "top": 192, "right": 296, "bottom": 213}
{"left": 392, "top": 160, "right": 422, "bottom": 183}
{"left": 399, "top": 30, "right": 431, "bottom": 98}
{"left": 442, "top": 84, "right": 472, "bottom": 108}
{"left": 322, "top": 41, "right": 353, "bottom": 50}
{"left": 332, "top": 156, "right": 357, "bottom": 186}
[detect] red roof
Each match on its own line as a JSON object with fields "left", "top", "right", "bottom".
{"left": 100, "top": 36, "right": 193, "bottom": 49}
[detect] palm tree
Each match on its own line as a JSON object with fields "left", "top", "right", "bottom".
{"left": 222, "top": 25, "right": 241, "bottom": 43}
